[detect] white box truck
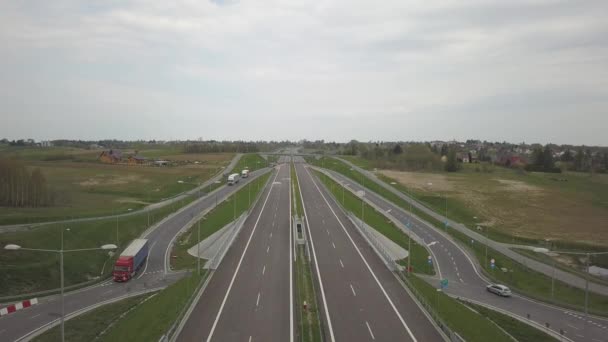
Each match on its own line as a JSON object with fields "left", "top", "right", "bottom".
{"left": 227, "top": 173, "right": 240, "bottom": 185}
{"left": 241, "top": 169, "right": 249, "bottom": 178}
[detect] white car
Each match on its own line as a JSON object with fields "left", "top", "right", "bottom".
{"left": 486, "top": 284, "right": 511, "bottom": 297}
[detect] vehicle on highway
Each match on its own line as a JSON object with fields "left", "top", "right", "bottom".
{"left": 227, "top": 173, "right": 240, "bottom": 185}
{"left": 113, "top": 239, "right": 149, "bottom": 282}
{"left": 241, "top": 169, "right": 249, "bottom": 178}
{"left": 487, "top": 284, "right": 512, "bottom": 297}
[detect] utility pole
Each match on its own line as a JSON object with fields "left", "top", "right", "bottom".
{"left": 585, "top": 253, "right": 590, "bottom": 318}
{"left": 197, "top": 219, "right": 201, "bottom": 275}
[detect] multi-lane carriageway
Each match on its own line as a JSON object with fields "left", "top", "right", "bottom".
{"left": 177, "top": 159, "right": 442, "bottom": 341}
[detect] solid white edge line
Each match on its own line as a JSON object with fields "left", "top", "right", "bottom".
{"left": 137, "top": 241, "right": 156, "bottom": 280}
{"left": 296, "top": 164, "right": 336, "bottom": 342}
{"left": 289, "top": 162, "right": 294, "bottom": 342}
{"left": 305, "top": 166, "right": 418, "bottom": 342}
{"left": 206, "top": 167, "right": 280, "bottom": 342}
{"left": 366, "top": 321, "right": 376, "bottom": 340}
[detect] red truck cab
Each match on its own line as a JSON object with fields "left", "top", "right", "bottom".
{"left": 113, "top": 256, "right": 133, "bottom": 282}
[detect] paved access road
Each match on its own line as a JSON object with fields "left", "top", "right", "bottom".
{"left": 0, "top": 167, "right": 270, "bottom": 342}
{"left": 295, "top": 162, "right": 442, "bottom": 342}
{"left": 177, "top": 163, "right": 293, "bottom": 342}
{"left": 322, "top": 165, "right": 608, "bottom": 342}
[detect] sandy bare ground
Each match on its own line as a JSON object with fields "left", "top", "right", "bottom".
{"left": 379, "top": 169, "right": 608, "bottom": 246}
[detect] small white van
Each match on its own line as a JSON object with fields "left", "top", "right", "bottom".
{"left": 227, "top": 173, "right": 240, "bottom": 185}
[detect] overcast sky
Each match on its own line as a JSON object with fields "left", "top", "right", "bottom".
{"left": 1, "top": 1, "right": 607, "bottom": 145}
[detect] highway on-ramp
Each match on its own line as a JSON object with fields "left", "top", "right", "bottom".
{"left": 295, "top": 162, "right": 443, "bottom": 341}
{"left": 0, "top": 167, "right": 270, "bottom": 342}
{"left": 176, "top": 163, "right": 293, "bottom": 342}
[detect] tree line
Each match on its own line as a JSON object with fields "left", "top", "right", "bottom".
{"left": 0, "top": 158, "right": 53, "bottom": 207}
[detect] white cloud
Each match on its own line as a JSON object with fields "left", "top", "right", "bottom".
{"left": 1, "top": 0, "right": 607, "bottom": 145}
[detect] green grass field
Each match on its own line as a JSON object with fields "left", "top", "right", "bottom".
{"left": 233, "top": 153, "right": 267, "bottom": 173}
{"left": 405, "top": 275, "right": 513, "bottom": 342}
{"left": 98, "top": 272, "right": 204, "bottom": 342}
{"left": 314, "top": 170, "right": 434, "bottom": 275}
{"left": 0, "top": 195, "right": 196, "bottom": 297}
{"left": 462, "top": 301, "right": 558, "bottom": 342}
{"left": 171, "top": 173, "right": 272, "bottom": 271}
{"left": 33, "top": 293, "right": 153, "bottom": 342}
{"left": 0, "top": 147, "right": 234, "bottom": 225}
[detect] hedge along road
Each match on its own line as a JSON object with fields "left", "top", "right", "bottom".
{"left": 0, "top": 166, "right": 272, "bottom": 342}
{"left": 317, "top": 164, "right": 608, "bottom": 342}
{"left": 0, "top": 154, "right": 243, "bottom": 233}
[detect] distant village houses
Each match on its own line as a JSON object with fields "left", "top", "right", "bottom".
{"left": 99, "top": 149, "right": 123, "bottom": 164}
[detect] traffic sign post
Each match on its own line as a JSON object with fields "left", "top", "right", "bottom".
{"left": 440, "top": 278, "right": 448, "bottom": 289}
{"left": 490, "top": 258, "right": 496, "bottom": 270}
{"left": 427, "top": 255, "right": 432, "bottom": 273}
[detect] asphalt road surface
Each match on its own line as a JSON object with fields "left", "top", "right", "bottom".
{"left": 0, "top": 167, "right": 270, "bottom": 342}
{"left": 295, "top": 163, "right": 442, "bottom": 342}
{"left": 321, "top": 165, "right": 608, "bottom": 342}
{"left": 177, "top": 163, "right": 293, "bottom": 342}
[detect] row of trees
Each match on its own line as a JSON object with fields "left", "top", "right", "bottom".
{"left": 0, "top": 159, "right": 53, "bottom": 207}
{"left": 183, "top": 140, "right": 292, "bottom": 154}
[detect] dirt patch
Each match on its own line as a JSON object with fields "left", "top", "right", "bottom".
{"left": 380, "top": 170, "right": 453, "bottom": 192}
{"left": 115, "top": 198, "right": 151, "bottom": 205}
{"left": 493, "top": 179, "right": 542, "bottom": 192}
{"left": 78, "top": 174, "right": 147, "bottom": 187}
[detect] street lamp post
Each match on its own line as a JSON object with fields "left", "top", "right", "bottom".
{"left": 197, "top": 219, "right": 201, "bottom": 275}
{"left": 4, "top": 243, "right": 117, "bottom": 342}
{"left": 533, "top": 249, "right": 608, "bottom": 317}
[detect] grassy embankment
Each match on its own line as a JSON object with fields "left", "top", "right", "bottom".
{"left": 462, "top": 301, "right": 558, "bottom": 342}
{"left": 405, "top": 274, "right": 524, "bottom": 342}
{"left": 312, "top": 169, "right": 434, "bottom": 275}
{"left": 171, "top": 172, "right": 272, "bottom": 271}
{"left": 0, "top": 195, "right": 196, "bottom": 297}
{"left": 233, "top": 153, "right": 268, "bottom": 174}
{"left": 0, "top": 146, "right": 234, "bottom": 225}
{"left": 292, "top": 163, "right": 322, "bottom": 342}
{"left": 34, "top": 272, "right": 204, "bottom": 342}
{"left": 312, "top": 156, "right": 608, "bottom": 316}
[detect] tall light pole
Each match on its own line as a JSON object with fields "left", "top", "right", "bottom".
{"left": 197, "top": 219, "right": 201, "bottom": 275}
{"left": 4, "top": 243, "right": 117, "bottom": 342}
{"left": 233, "top": 191, "right": 237, "bottom": 220}
{"left": 534, "top": 248, "right": 608, "bottom": 317}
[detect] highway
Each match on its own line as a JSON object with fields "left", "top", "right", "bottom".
{"left": 176, "top": 162, "right": 293, "bottom": 342}
{"left": 320, "top": 165, "right": 608, "bottom": 342}
{"left": 0, "top": 166, "right": 270, "bottom": 342}
{"left": 295, "top": 162, "right": 443, "bottom": 341}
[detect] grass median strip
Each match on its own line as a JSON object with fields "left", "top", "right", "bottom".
{"left": 313, "top": 169, "right": 434, "bottom": 275}
{"left": 171, "top": 172, "right": 272, "bottom": 271}
{"left": 0, "top": 195, "right": 196, "bottom": 297}
{"left": 461, "top": 301, "right": 558, "bottom": 342}
{"left": 34, "top": 272, "right": 205, "bottom": 342}
{"left": 293, "top": 163, "right": 322, "bottom": 342}
{"left": 33, "top": 293, "right": 153, "bottom": 342}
